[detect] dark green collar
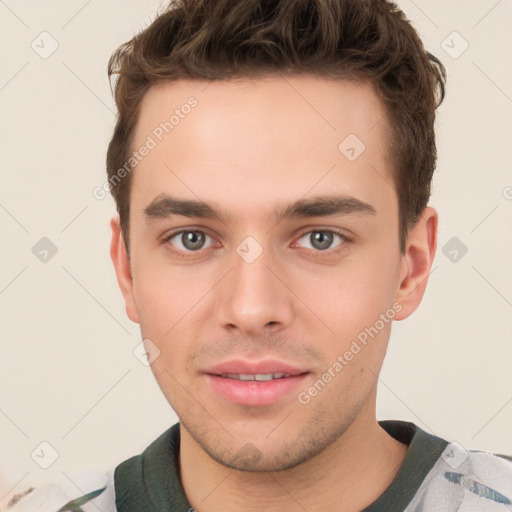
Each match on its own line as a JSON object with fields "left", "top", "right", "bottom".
{"left": 114, "top": 420, "right": 448, "bottom": 512}
{"left": 114, "top": 422, "right": 184, "bottom": 511}
{"left": 362, "top": 421, "right": 448, "bottom": 511}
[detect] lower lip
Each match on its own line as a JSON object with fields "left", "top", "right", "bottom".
{"left": 205, "top": 373, "right": 309, "bottom": 406}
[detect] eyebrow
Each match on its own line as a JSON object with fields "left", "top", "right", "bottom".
{"left": 143, "top": 193, "right": 376, "bottom": 223}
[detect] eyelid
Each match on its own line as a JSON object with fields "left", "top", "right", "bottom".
{"left": 295, "top": 227, "right": 351, "bottom": 240}
{"left": 162, "top": 226, "right": 213, "bottom": 241}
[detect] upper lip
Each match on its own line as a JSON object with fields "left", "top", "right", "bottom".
{"left": 204, "top": 359, "right": 308, "bottom": 376}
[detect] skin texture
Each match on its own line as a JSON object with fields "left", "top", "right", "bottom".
{"left": 110, "top": 75, "right": 438, "bottom": 511}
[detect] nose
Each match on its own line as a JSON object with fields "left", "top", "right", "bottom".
{"left": 215, "top": 241, "right": 294, "bottom": 337}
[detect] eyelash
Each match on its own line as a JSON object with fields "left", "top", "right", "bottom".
{"left": 161, "top": 228, "right": 351, "bottom": 259}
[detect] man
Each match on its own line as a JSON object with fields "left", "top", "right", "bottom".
{"left": 8, "top": 0, "right": 511, "bottom": 510}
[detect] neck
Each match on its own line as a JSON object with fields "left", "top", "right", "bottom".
{"left": 179, "top": 399, "right": 408, "bottom": 512}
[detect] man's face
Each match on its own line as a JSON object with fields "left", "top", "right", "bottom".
{"left": 120, "top": 75, "right": 409, "bottom": 471}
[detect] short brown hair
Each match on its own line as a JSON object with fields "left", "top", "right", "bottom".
{"left": 106, "top": 0, "right": 446, "bottom": 253}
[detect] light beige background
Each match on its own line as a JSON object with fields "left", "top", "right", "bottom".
{"left": 1, "top": 0, "right": 511, "bottom": 504}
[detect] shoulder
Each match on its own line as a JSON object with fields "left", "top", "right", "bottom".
{"left": 408, "top": 440, "right": 512, "bottom": 510}
{"left": 5, "top": 469, "right": 116, "bottom": 512}
{"left": 5, "top": 426, "right": 181, "bottom": 512}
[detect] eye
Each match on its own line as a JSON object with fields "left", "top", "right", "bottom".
{"left": 165, "top": 230, "right": 215, "bottom": 253}
{"left": 295, "top": 230, "right": 347, "bottom": 252}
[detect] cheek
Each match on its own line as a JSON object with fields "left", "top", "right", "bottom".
{"left": 134, "top": 274, "right": 191, "bottom": 392}
{"left": 300, "top": 263, "right": 396, "bottom": 407}
{"left": 297, "top": 249, "right": 400, "bottom": 343}
{"left": 131, "top": 261, "right": 187, "bottom": 340}
{"left": 131, "top": 259, "right": 213, "bottom": 375}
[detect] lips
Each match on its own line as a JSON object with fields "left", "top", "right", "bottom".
{"left": 220, "top": 373, "right": 291, "bottom": 381}
{"left": 203, "top": 359, "right": 309, "bottom": 406}
{"left": 205, "top": 359, "right": 307, "bottom": 377}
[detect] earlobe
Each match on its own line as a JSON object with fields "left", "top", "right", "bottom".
{"left": 394, "top": 207, "right": 438, "bottom": 321}
{"left": 110, "top": 215, "right": 139, "bottom": 324}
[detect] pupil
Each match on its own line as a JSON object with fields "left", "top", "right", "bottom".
{"left": 311, "top": 231, "right": 333, "bottom": 250}
{"left": 183, "top": 231, "right": 205, "bottom": 251}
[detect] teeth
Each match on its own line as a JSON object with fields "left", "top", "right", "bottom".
{"left": 220, "top": 373, "right": 291, "bottom": 381}
{"left": 254, "top": 374, "right": 273, "bottom": 381}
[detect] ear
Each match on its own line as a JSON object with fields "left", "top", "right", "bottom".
{"left": 394, "top": 207, "right": 438, "bottom": 321}
{"left": 110, "top": 215, "right": 139, "bottom": 324}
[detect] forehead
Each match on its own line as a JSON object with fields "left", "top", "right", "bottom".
{"left": 130, "top": 75, "right": 395, "bottom": 222}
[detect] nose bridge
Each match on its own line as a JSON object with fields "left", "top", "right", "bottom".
{"left": 216, "top": 236, "right": 293, "bottom": 334}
